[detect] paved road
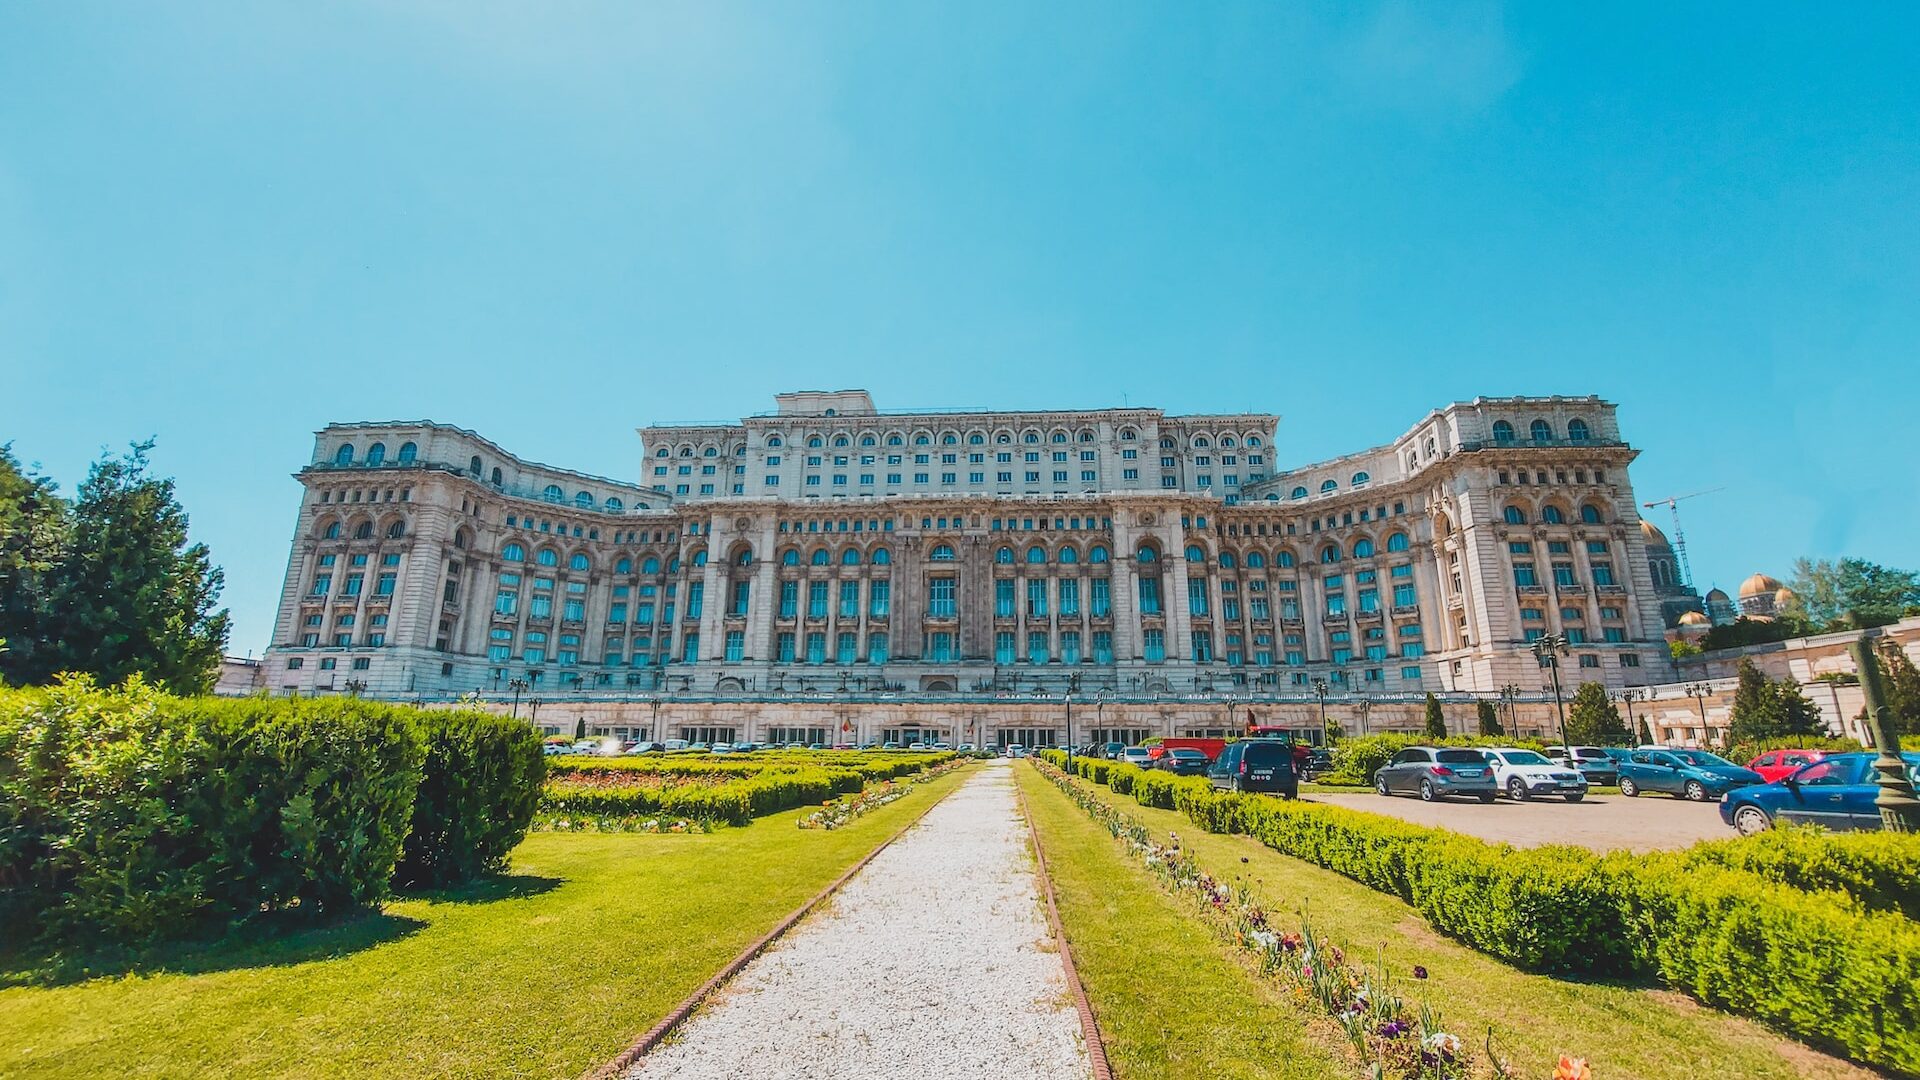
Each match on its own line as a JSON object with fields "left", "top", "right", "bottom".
{"left": 626, "top": 761, "right": 1090, "bottom": 1080}
{"left": 1308, "top": 790, "right": 1731, "bottom": 852}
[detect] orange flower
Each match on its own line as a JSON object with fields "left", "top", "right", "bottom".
{"left": 1554, "top": 1056, "right": 1591, "bottom": 1080}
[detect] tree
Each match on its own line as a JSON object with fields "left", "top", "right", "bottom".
{"left": 0, "top": 445, "right": 69, "bottom": 686}
{"left": 1423, "top": 693, "right": 1446, "bottom": 739}
{"left": 1323, "top": 718, "right": 1345, "bottom": 744}
{"left": 1475, "top": 699, "right": 1503, "bottom": 736}
{"left": 1725, "top": 657, "right": 1824, "bottom": 745}
{"left": 1873, "top": 641, "right": 1920, "bottom": 739}
{"left": 1565, "top": 682, "right": 1631, "bottom": 745}
{"left": 1638, "top": 717, "right": 1655, "bottom": 744}
{"left": 1669, "top": 639, "right": 1702, "bottom": 661}
{"left": 1703, "top": 616, "right": 1815, "bottom": 652}
{"left": 42, "top": 441, "right": 229, "bottom": 694}
{"left": 1788, "top": 557, "right": 1920, "bottom": 629}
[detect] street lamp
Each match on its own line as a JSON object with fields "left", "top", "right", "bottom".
{"left": 1615, "top": 687, "right": 1645, "bottom": 744}
{"left": 1851, "top": 635, "right": 1920, "bottom": 833}
{"left": 1498, "top": 683, "right": 1522, "bottom": 736}
{"left": 1312, "top": 676, "right": 1330, "bottom": 735}
{"left": 507, "top": 677, "right": 530, "bottom": 720}
{"left": 1685, "top": 682, "right": 1712, "bottom": 745}
{"left": 1530, "top": 633, "right": 1575, "bottom": 765}
{"left": 343, "top": 678, "right": 367, "bottom": 697}
{"left": 1353, "top": 694, "right": 1373, "bottom": 738}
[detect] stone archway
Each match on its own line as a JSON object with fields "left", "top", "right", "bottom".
{"left": 921, "top": 677, "right": 957, "bottom": 693}
{"left": 714, "top": 676, "right": 745, "bottom": 693}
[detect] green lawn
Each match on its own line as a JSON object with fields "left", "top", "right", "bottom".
{"left": 1018, "top": 769, "right": 1349, "bottom": 1079}
{"left": 1032, "top": 767, "right": 1876, "bottom": 1080}
{"left": 0, "top": 767, "right": 972, "bottom": 1079}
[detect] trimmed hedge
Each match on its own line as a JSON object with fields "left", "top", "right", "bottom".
{"left": 539, "top": 767, "right": 866, "bottom": 826}
{"left": 393, "top": 710, "right": 546, "bottom": 888}
{"left": 1049, "top": 758, "right": 1920, "bottom": 1072}
{"left": 0, "top": 680, "right": 425, "bottom": 946}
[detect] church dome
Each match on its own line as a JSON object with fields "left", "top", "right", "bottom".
{"left": 1678, "top": 610, "right": 1710, "bottom": 626}
{"left": 1774, "top": 586, "right": 1797, "bottom": 606}
{"left": 1740, "top": 573, "right": 1785, "bottom": 599}
{"left": 1705, "top": 587, "right": 1731, "bottom": 602}
{"left": 1638, "top": 519, "right": 1671, "bottom": 548}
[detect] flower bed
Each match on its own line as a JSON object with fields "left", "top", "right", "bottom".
{"left": 797, "top": 760, "right": 966, "bottom": 830}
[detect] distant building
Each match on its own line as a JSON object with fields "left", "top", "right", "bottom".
{"left": 1639, "top": 519, "right": 1704, "bottom": 627}
{"left": 1704, "top": 586, "right": 1739, "bottom": 626}
{"left": 1737, "top": 573, "right": 1795, "bottom": 621}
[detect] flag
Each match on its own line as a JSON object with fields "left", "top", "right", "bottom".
{"left": 841, "top": 720, "right": 851, "bottom": 733}
{"left": 1245, "top": 708, "right": 1257, "bottom": 736}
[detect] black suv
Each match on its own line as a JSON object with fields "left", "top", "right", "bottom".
{"left": 1206, "top": 739, "right": 1298, "bottom": 797}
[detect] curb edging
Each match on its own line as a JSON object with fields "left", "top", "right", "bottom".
{"left": 1015, "top": 763, "right": 1117, "bottom": 1080}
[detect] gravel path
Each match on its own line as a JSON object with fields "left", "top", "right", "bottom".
{"left": 1310, "top": 790, "right": 1730, "bottom": 852}
{"left": 624, "top": 761, "right": 1091, "bottom": 1080}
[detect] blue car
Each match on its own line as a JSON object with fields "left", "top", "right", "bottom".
{"left": 1617, "top": 748, "right": 1763, "bottom": 802}
{"left": 1720, "top": 752, "right": 1920, "bottom": 835}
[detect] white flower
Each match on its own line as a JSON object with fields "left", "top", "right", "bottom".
{"left": 1424, "top": 1032, "right": 1461, "bottom": 1056}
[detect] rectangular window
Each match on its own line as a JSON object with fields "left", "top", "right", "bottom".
{"left": 805, "top": 632, "right": 826, "bottom": 664}
{"left": 928, "top": 577, "right": 957, "bottom": 617}
{"left": 1603, "top": 626, "right": 1626, "bottom": 643}
{"left": 1027, "top": 631, "right": 1050, "bottom": 664}
{"left": 1514, "top": 563, "right": 1538, "bottom": 587}
{"left": 686, "top": 581, "right": 704, "bottom": 618}
{"left": 1143, "top": 629, "right": 1166, "bottom": 663}
{"left": 868, "top": 632, "right": 889, "bottom": 663}
{"left": 1553, "top": 562, "right": 1577, "bottom": 587}
{"left": 1192, "top": 630, "right": 1213, "bottom": 662}
{"left": 637, "top": 601, "right": 655, "bottom": 624}
{"left": 808, "top": 581, "right": 828, "bottom": 618}
{"left": 779, "top": 581, "right": 798, "bottom": 619}
{"left": 1326, "top": 592, "right": 1346, "bottom": 616}
{"left": 1061, "top": 630, "right": 1081, "bottom": 664}
{"left": 996, "top": 578, "right": 1016, "bottom": 618}
{"left": 1057, "top": 578, "right": 1079, "bottom": 616}
{"left": 1027, "top": 578, "right": 1048, "bottom": 617}
{"left": 724, "top": 630, "right": 744, "bottom": 661}
{"left": 1188, "top": 579, "right": 1209, "bottom": 616}
{"left": 730, "top": 581, "right": 751, "bottom": 616}
{"left": 1358, "top": 588, "right": 1378, "bottom": 613}
{"left": 1092, "top": 630, "right": 1113, "bottom": 664}
{"left": 563, "top": 598, "right": 585, "bottom": 621}
{"left": 837, "top": 632, "right": 858, "bottom": 664}
{"left": 995, "top": 630, "right": 1016, "bottom": 664}
{"left": 869, "top": 579, "right": 890, "bottom": 617}
{"left": 374, "top": 572, "right": 396, "bottom": 596}
{"left": 681, "top": 633, "right": 699, "bottom": 662}
{"left": 1592, "top": 563, "right": 1616, "bottom": 587}
{"left": 529, "top": 594, "right": 552, "bottom": 619}
{"left": 839, "top": 580, "right": 859, "bottom": 618}
{"left": 609, "top": 601, "right": 627, "bottom": 623}
{"left": 1249, "top": 597, "right": 1268, "bottom": 620}
{"left": 1138, "top": 576, "right": 1161, "bottom": 615}
{"left": 1223, "top": 598, "right": 1240, "bottom": 621}
{"left": 1091, "top": 578, "right": 1111, "bottom": 617}
{"left": 776, "top": 632, "right": 796, "bottom": 662}
{"left": 927, "top": 632, "right": 954, "bottom": 662}
{"left": 343, "top": 573, "right": 363, "bottom": 596}
{"left": 494, "top": 588, "right": 518, "bottom": 616}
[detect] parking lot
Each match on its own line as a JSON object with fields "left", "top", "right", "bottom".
{"left": 1308, "top": 791, "right": 1731, "bottom": 852}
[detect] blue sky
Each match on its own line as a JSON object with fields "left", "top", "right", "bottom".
{"left": 3, "top": 3, "right": 1917, "bottom": 654}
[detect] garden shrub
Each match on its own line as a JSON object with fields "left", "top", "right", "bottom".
{"left": 393, "top": 709, "right": 547, "bottom": 889}
{"left": 1324, "top": 733, "right": 1548, "bottom": 786}
{"left": 1683, "top": 825, "right": 1920, "bottom": 921}
{"left": 1719, "top": 735, "right": 1864, "bottom": 767}
{"left": 0, "top": 679, "right": 425, "bottom": 947}
{"left": 539, "top": 767, "right": 867, "bottom": 826}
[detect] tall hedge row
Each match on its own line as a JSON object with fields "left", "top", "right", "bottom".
{"left": 1047, "top": 756, "right": 1920, "bottom": 1073}
{"left": 394, "top": 710, "right": 547, "bottom": 888}
{"left": 0, "top": 679, "right": 544, "bottom": 947}
{"left": 539, "top": 767, "right": 865, "bottom": 826}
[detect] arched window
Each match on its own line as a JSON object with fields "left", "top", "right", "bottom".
{"left": 1136, "top": 545, "right": 1158, "bottom": 563}
{"left": 808, "top": 436, "right": 823, "bottom": 448}
{"left": 615, "top": 557, "right": 633, "bottom": 574}
{"left": 453, "top": 529, "right": 469, "bottom": 549}
{"left": 502, "top": 543, "right": 525, "bottom": 562}
{"left": 1291, "top": 486, "right": 1309, "bottom": 501}
{"left": 1248, "top": 436, "right": 1263, "bottom": 447}
{"left": 655, "top": 448, "right": 670, "bottom": 458}
{"left": 1089, "top": 545, "right": 1110, "bottom": 563}
{"left": 887, "top": 434, "right": 904, "bottom": 446}
{"left": 1530, "top": 419, "right": 1553, "bottom": 442}
{"left": 1027, "top": 545, "right": 1047, "bottom": 564}
{"left": 1541, "top": 505, "right": 1566, "bottom": 525}
{"left": 841, "top": 548, "right": 861, "bottom": 565}
{"left": 323, "top": 521, "right": 342, "bottom": 539}
{"left": 931, "top": 544, "right": 956, "bottom": 561}
{"left": 1219, "top": 552, "right": 1237, "bottom": 569}
{"left": 334, "top": 443, "right": 359, "bottom": 467}
{"left": 1247, "top": 551, "right": 1266, "bottom": 568}
{"left": 569, "top": 552, "right": 590, "bottom": 571}
{"left": 782, "top": 549, "right": 800, "bottom": 566}
{"left": 916, "top": 434, "right": 932, "bottom": 446}
{"left": 397, "top": 441, "right": 417, "bottom": 464}
{"left": 767, "top": 436, "right": 783, "bottom": 447}
{"left": 490, "top": 468, "right": 503, "bottom": 487}
{"left": 574, "top": 491, "right": 593, "bottom": 508}
{"left": 366, "top": 442, "right": 386, "bottom": 466}
{"left": 1492, "top": 420, "right": 1515, "bottom": 444}
{"left": 1503, "top": 505, "right": 1527, "bottom": 525}
{"left": 811, "top": 549, "right": 831, "bottom": 566}
{"left": 537, "top": 548, "right": 559, "bottom": 567}
{"left": 642, "top": 556, "right": 661, "bottom": 574}
{"left": 1277, "top": 550, "right": 1296, "bottom": 568}
{"left": 1194, "top": 436, "right": 1210, "bottom": 448}
{"left": 1023, "top": 432, "right": 1039, "bottom": 444}
{"left": 543, "top": 484, "right": 563, "bottom": 503}
{"left": 1058, "top": 545, "right": 1078, "bottom": 564}
{"left": 469, "top": 455, "right": 483, "bottom": 475}
{"left": 941, "top": 433, "right": 957, "bottom": 445}
{"left": 968, "top": 433, "right": 985, "bottom": 445}
{"left": 1320, "top": 545, "right": 1341, "bottom": 563}
{"left": 1386, "top": 531, "right": 1410, "bottom": 552}
{"left": 692, "top": 550, "right": 708, "bottom": 566}
{"left": 1119, "top": 429, "right": 1136, "bottom": 441}
{"left": 834, "top": 436, "right": 850, "bottom": 448}
{"left": 1567, "top": 418, "right": 1591, "bottom": 442}
{"left": 354, "top": 521, "right": 374, "bottom": 540}
{"left": 1184, "top": 544, "right": 1205, "bottom": 562}
{"left": 1221, "top": 436, "right": 1236, "bottom": 448}
{"left": 1051, "top": 432, "right": 1067, "bottom": 444}
{"left": 386, "top": 521, "right": 406, "bottom": 539}
{"left": 872, "top": 548, "right": 891, "bottom": 566}
{"left": 604, "top": 497, "right": 623, "bottom": 513}
{"left": 1351, "top": 538, "right": 1373, "bottom": 558}
{"left": 1351, "top": 471, "right": 1371, "bottom": 487}
{"left": 668, "top": 556, "right": 681, "bottom": 573}
{"left": 995, "top": 546, "right": 1014, "bottom": 565}
{"left": 1580, "top": 504, "right": 1604, "bottom": 525}
{"left": 1320, "top": 479, "right": 1338, "bottom": 493}
{"left": 736, "top": 548, "right": 754, "bottom": 566}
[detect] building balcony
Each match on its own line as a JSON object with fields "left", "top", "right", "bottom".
{"left": 1391, "top": 604, "right": 1421, "bottom": 616}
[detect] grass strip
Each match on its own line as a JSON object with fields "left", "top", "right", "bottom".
{"left": 1017, "top": 766, "right": 1349, "bottom": 1080}
{"left": 0, "top": 767, "right": 974, "bottom": 1079}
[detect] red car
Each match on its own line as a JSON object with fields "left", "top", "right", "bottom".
{"left": 1746, "top": 748, "right": 1836, "bottom": 783}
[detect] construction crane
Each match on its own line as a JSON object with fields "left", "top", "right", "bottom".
{"left": 1642, "top": 487, "right": 1724, "bottom": 589}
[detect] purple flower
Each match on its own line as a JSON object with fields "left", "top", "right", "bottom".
{"left": 1413, "top": 965, "right": 1428, "bottom": 980}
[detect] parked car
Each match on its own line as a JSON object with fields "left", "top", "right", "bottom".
{"left": 1102, "top": 741, "right": 1127, "bottom": 760}
{"left": 1746, "top": 748, "right": 1839, "bottom": 783}
{"left": 1118, "top": 746, "right": 1155, "bottom": 769}
{"left": 1618, "top": 748, "right": 1763, "bottom": 801}
{"left": 1298, "top": 747, "right": 1334, "bottom": 780}
{"left": 1374, "top": 747, "right": 1498, "bottom": 802}
{"left": 1156, "top": 747, "right": 1212, "bottom": 776}
{"left": 1548, "top": 745, "right": 1621, "bottom": 787}
{"left": 1206, "top": 739, "right": 1298, "bottom": 797}
{"left": 1008, "top": 745, "right": 1029, "bottom": 759}
{"left": 1481, "top": 747, "right": 1589, "bottom": 802}
{"left": 1721, "top": 752, "right": 1920, "bottom": 834}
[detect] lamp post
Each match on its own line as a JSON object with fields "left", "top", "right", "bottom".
{"left": 650, "top": 696, "right": 662, "bottom": 744}
{"left": 529, "top": 697, "right": 543, "bottom": 730}
{"left": 507, "top": 676, "right": 530, "bottom": 720}
{"left": 1685, "top": 682, "right": 1712, "bottom": 746}
{"left": 343, "top": 678, "right": 367, "bottom": 697}
{"left": 1498, "top": 683, "right": 1522, "bottom": 736}
{"left": 1312, "top": 676, "right": 1330, "bottom": 736}
{"left": 1530, "top": 633, "right": 1575, "bottom": 765}
{"left": 1615, "top": 687, "right": 1645, "bottom": 744}
{"left": 1353, "top": 694, "right": 1373, "bottom": 739}
{"left": 1851, "top": 635, "right": 1920, "bottom": 833}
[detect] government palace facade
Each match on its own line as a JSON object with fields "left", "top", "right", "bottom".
{"left": 263, "top": 390, "right": 1677, "bottom": 747}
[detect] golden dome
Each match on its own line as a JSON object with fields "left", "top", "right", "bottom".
{"left": 1678, "top": 611, "right": 1711, "bottom": 626}
{"left": 1739, "top": 573, "right": 1784, "bottom": 599}
{"left": 1774, "top": 586, "right": 1797, "bottom": 605}
{"left": 1638, "top": 519, "right": 1671, "bottom": 548}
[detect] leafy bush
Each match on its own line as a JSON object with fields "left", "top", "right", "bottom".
{"left": 1718, "top": 736, "right": 1864, "bottom": 768}
{"left": 1683, "top": 825, "right": 1920, "bottom": 921}
{"left": 0, "top": 679, "right": 425, "bottom": 946}
{"left": 539, "top": 767, "right": 866, "bottom": 826}
{"left": 393, "top": 710, "right": 546, "bottom": 889}
{"left": 1324, "top": 734, "right": 1546, "bottom": 786}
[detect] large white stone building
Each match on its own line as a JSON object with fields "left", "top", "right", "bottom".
{"left": 262, "top": 391, "right": 1674, "bottom": 745}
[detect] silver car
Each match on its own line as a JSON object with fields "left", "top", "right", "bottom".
{"left": 1374, "top": 747, "right": 1499, "bottom": 802}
